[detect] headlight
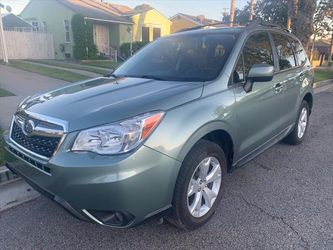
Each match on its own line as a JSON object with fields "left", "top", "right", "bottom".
{"left": 72, "top": 112, "right": 164, "bottom": 155}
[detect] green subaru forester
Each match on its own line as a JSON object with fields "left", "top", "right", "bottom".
{"left": 4, "top": 22, "right": 313, "bottom": 230}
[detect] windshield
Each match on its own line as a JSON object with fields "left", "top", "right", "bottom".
{"left": 113, "top": 33, "right": 238, "bottom": 82}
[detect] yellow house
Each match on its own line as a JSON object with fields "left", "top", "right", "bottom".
{"left": 121, "top": 5, "right": 171, "bottom": 42}
{"left": 170, "top": 13, "right": 219, "bottom": 33}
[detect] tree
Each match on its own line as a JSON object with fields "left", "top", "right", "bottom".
{"left": 292, "top": 0, "right": 317, "bottom": 50}
{"left": 311, "top": 0, "right": 333, "bottom": 61}
{"left": 71, "top": 14, "right": 98, "bottom": 59}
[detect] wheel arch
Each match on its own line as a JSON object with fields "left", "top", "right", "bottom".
{"left": 177, "top": 121, "right": 236, "bottom": 172}
{"left": 303, "top": 92, "right": 313, "bottom": 114}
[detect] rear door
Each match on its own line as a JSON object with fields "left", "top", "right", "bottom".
{"left": 270, "top": 33, "right": 301, "bottom": 127}
{"left": 232, "top": 32, "right": 283, "bottom": 159}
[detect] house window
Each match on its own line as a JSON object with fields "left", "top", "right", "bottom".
{"left": 142, "top": 26, "right": 149, "bottom": 42}
{"left": 64, "top": 20, "right": 70, "bottom": 43}
{"left": 31, "top": 21, "right": 39, "bottom": 31}
{"left": 153, "top": 27, "right": 161, "bottom": 40}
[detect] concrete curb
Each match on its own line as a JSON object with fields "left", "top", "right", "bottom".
{"left": 313, "top": 79, "right": 333, "bottom": 88}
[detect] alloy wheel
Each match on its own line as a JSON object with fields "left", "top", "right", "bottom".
{"left": 297, "top": 107, "right": 308, "bottom": 139}
{"left": 187, "top": 156, "right": 222, "bottom": 218}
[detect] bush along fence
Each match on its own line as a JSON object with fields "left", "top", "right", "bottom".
{"left": 119, "top": 41, "right": 149, "bottom": 60}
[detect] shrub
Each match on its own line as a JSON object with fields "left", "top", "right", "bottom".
{"left": 120, "top": 41, "right": 149, "bottom": 59}
{"left": 71, "top": 14, "right": 98, "bottom": 59}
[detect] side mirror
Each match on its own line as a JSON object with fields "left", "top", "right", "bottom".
{"left": 244, "top": 64, "right": 274, "bottom": 93}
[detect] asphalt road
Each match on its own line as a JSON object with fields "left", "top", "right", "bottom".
{"left": 0, "top": 88, "right": 332, "bottom": 250}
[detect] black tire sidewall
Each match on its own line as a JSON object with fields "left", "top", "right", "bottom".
{"left": 171, "top": 140, "right": 227, "bottom": 230}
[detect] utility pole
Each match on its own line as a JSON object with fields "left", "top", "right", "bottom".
{"left": 0, "top": 3, "right": 9, "bottom": 64}
{"left": 249, "top": 0, "right": 254, "bottom": 21}
{"left": 229, "top": 0, "right": 235, "bottom": 27}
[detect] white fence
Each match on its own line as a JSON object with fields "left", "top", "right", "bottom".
{"left": 0, "top": 31, "right": 54, "bottom": 60}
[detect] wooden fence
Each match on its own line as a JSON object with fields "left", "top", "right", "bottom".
{"left": 0, "top": 31, "right": 54, "bottom": 60}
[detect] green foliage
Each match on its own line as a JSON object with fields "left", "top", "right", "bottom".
{"left": 313, "top": 0, "right": 333, "bottom": 38}
{"left": 71, "top": 14, "right": 98, "bottom": 59}
{"left": 222, "top": 0, "right": 288, "bottom": 26}
{"left": 119, "top": 41, "right": 149, "bottom": 59}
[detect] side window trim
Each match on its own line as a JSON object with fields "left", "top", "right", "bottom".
{"left": 268, "top": 32, "right": 280, "bottom": 72}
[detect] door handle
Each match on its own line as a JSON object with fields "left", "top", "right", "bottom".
{"left": 274, "top": 83, "right": 283, "bottom": 93}
{"left": 299, "top": 72, "right": 305, "bottom": 81}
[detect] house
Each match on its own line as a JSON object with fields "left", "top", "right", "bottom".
{"left": 1, "top": 13, "right": 33, "bottom": 32}
{"left": 119, "top": 4, "right": 171, "bottom": 42}
{"left": 170, "top": 13, "right": 220, "bottom": 33}
{"left": 20, "top": 0, "right": 171, "bottom": 60}
{"left": 20, "top": 0, "right": 133, "bottom": 59}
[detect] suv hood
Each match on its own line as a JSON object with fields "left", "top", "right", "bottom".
{"left": 20, "top": 77, "right": 203, "bottom": 132}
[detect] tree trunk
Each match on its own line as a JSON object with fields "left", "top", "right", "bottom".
{"left": 329, "top": 33, "right": 333, "bottom": 63}
{"left": 230, "top": 0, "right": 235, "bottom": 27}
{"left": 309, "top": 33, "right": 316, "bottom": 62}
{"left": 249, "top": 0, "right": 254, "bottom": 21}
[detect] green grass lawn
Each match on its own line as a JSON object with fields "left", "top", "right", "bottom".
{"left": 0, "top": 88, "right": 14, "bottom": 97}
{"left": 80, "top": 60, "right": 119, "bottom": 69}
{"left": 27, "top": 60, "right": 110, "bottom": 75}
{"left": 9, "top": 60, "right": 89, "bottom": 82}
{"left": 0, "top": 129, "right": 5, "bottom": 166}
{"left": 314, "top": 69, "right": 333, "bottom": 83}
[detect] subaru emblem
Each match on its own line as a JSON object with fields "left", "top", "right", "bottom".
{"left": 22, "top": 119, "right": 35, "bottom": 136}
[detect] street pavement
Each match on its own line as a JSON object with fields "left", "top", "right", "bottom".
{"left": 0, "top": 78, "right": 332, "bottom": 249}
{"left": 0, "top": 65, "right": 67, "bottom": 129}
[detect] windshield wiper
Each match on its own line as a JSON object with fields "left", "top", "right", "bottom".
{"left": 131, "top": 75, "right": 168, "bottom": 81}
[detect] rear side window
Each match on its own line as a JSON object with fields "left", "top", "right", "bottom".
{"left": 292, "top": 39, "right": 308, "bottom": 66}
{"left": 271, "top": 33, "right": 296, "bottom": 70}
{"left": 243, "top": 32, "right": 274, "bottom": 77}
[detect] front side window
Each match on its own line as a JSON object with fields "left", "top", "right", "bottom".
{"left": 114, "top": 33, "right": 239, "bottom": 82}
{"left": 272, "top": 33, "right": 296, "bottom": 70}
{"left": 64, "top": 20, "right": 70, "bottom": 43}
{"left": 243, "top": 32, "right": 274, "bottom": 77}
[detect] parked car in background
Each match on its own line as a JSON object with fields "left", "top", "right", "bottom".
{"left": 4, "top": 22, "right": 313, "bottom": 230}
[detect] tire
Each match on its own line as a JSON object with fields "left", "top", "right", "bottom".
{"left": 284, "top": 100, "right": 310, "bottom": 145}
{"left": 167, "top": 140, "right": 227, "bottom": 230}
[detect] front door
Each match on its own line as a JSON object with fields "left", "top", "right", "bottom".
{"left": 93, "top": 24, "right": 110, "bottom": 56}
{"left": 232, "top": 32, "right": 282, "bottom": 160}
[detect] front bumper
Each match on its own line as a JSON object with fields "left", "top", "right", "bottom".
{"left": 4, "top": 134, "right": 181, "bottom": 227}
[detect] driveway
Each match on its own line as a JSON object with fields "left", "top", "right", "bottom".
{"left": 0, "top": 65, "right": 67, "bottom": 129}
{"left": 0, "top": 87, "right": 332, "bottom": 249}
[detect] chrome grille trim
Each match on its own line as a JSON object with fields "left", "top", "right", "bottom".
{"left": 10, "top": 110, "right": 67, "bottom": 160}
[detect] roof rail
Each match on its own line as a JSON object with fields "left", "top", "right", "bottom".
{"left": 246, "top": 20, "right": 290, "bottom": 32}
{"left": 177, "top": 20, "right": 290, "bottom": 33}
{"left": 176, "top": 21, "right": 245, "bottom": 33}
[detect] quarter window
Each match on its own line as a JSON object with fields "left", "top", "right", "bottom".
{"left": 271, "top": 33, "right": 296, "bottom": 70}
{"left": 292, "top": 39, "right": 307, "bottom": 66}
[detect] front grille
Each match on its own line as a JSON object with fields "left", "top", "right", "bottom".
{"left": 11, "top": 121, "right": 61, "bottom": 158}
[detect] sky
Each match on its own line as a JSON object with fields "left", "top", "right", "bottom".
{"left": 1, "top": 0, "right": 248, "bottom": 21}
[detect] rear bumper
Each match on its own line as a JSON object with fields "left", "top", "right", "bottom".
{"left": 4, "top": 134, "right": 181, "bottom": 227}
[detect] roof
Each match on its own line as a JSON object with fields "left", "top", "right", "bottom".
{"left": 1, "top": 13, "right": 32, "bottom": 28}
{"left": 106, "top": 3, "right": 133, "bottom": 14}
{"left": 58, "top": 0, "right": 132, "bottom": 24}
{"left": 310, "top": 40, "right": 330, "bottom": 47}
{"left": 171, "top": 13, "right": 220, "bottom": 26}
{"left": 122, "top": 4, "right": 154, "bottom": 16}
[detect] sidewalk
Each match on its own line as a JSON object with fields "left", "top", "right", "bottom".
{"left": 25, "top": 61, "right": 101, "bottom": 78}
